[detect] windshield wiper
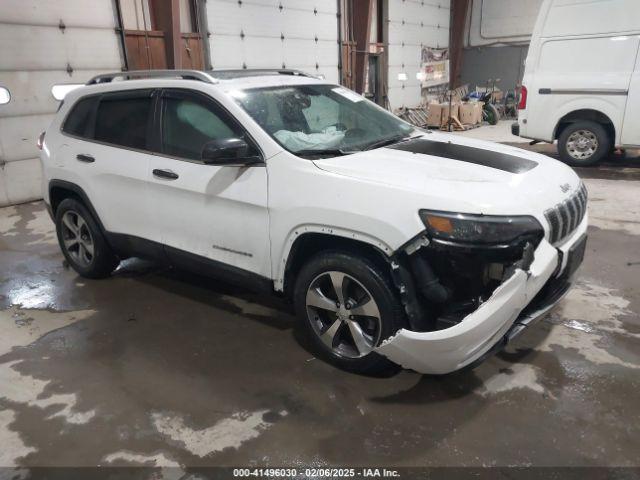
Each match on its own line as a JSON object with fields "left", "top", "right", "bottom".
{"left": 294, "top": 148, "right": 354, "bottom": 158}
{"left": 364, "top": 133, "right": 420, "bottom": 151}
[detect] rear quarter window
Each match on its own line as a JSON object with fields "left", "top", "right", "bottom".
{"left": 62, "top": 97, "right": 97, "bottom": 138}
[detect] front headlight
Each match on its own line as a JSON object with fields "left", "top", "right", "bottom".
{"left": 419, "top": 210, "right": 543, "bottom": 245}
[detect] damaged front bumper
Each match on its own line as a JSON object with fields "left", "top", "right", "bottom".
{"left": 375, "top": 217, "right": 588, "bottom": 375}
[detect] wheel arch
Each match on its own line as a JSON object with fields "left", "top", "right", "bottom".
{"left": 554, "top": 108, "right": 616, "bottom": 144}
{"left": 49, "top": 180, "right": 107, "bottom": 234}
{"left": 278, "top": 228, "right": 393, "bottom": 298}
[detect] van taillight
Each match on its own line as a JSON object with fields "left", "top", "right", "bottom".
{"left": 518, "top": 86, "right": 528, "bottom": 110}
{"left": 37, "top": 131, "right": 45, "bottom": 150}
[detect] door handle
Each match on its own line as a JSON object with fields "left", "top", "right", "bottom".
{"left": 76, "top": 154, "right": 95, "bottom": 163}
{"left": 153, "top": 168, "right": 179, "bottom": 180}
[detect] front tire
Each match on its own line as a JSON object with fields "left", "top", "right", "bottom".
{"left": 558, "top": 121, "right": 610, "bottom": 166}
{"left": 55, "top": 198, "right": 119, "bottom": 279}
{"left": 294, "top": 251, "right": 406, "bottom": 375}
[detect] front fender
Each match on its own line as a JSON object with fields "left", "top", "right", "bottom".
{"left": 273, "top": 224, "right": 395, "bottom": 291}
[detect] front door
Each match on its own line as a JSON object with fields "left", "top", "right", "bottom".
{"left": 146, "top": 88, "right": 271, "bottom": 279}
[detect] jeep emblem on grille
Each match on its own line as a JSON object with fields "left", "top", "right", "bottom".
{"left": 560, "top": 183, "right": 571, "bottom": 193}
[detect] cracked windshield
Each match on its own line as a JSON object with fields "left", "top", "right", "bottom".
{"left": 234, "top": 84, "right": 416, "bottom": 157}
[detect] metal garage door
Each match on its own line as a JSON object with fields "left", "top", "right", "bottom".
{"left": 0, "top": 0, "right": 123, "bottom": 206}
{"left": 387, "top": 0, "right": 449, "bottom": 109}
{"left": 206, "top": 0, "right": 340, "bottom": 84}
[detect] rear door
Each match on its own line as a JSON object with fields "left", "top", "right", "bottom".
{"left": 62, "top": 89, "right": 156, "bottom": 240}
{"left": 621, "top": 41, "right": 640, "bottom": 146}
{"left": 146, "top": 88, "right": 271, "bottom": 279}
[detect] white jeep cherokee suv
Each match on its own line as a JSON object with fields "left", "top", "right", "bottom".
{"left": 40, "top": 69, "right": 588, "bottom": 375}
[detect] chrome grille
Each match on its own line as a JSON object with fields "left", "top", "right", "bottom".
{"left": 544, "top": 183, "right": 588, "bottom": 244}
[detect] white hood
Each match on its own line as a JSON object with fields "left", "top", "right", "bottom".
{"left": 312, "top": 132, "right": 581, "bottom": 217}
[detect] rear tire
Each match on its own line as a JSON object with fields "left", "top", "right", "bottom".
{"left": 558, "top": 121, "right": 610, "bottom": 167}
{"left": 484, "top": 104, "right": 500, "bottom": 125}
{"left": 294, "top": 251, "right": 406, "bottom": 375}
{"left": 55, "top": 198, "right": 119, "bottom": 279}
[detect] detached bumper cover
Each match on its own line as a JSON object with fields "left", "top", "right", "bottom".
{"left": 375, "top": 217, "right": 587, "bottom": 374}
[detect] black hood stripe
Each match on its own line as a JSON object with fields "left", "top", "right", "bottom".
{"left": 387, "top": 138, "right": 538, "bottom": 174}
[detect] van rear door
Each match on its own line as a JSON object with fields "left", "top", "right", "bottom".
{"left": 620, "top": 41, "right": 640, "bottom": 146}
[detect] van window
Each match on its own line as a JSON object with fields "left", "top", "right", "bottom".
{"left": 95, "top": 92, "right": 153, "bottom": 150}
{"left": 162, "top": 96, "right": 238, "bottom": 160}
{"left": 62, "top": 97, "right": 97, "bottom": 138}
{"left": 539, "top": 37, "right": 638, "bottom": 74}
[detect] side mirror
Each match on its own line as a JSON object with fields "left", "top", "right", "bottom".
{"left": 201, "top": 138, "right": 261, "bottom": 166}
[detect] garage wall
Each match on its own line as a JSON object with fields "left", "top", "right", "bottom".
{"left": 459, "top": 0, "right": 542, "bottom": 92}
{"left": 460, "top": 44, "right": 528, "bottom": 91}
{"left": 387, "top": 0, "right": 450, "bottom": 109}
{"left": 466, "top": 0, "right": 542, "bottom": 46}
{"left": 0, "top": 0, "right": 123, "bottom": 207}
{"left": 206, "top": 0, "right": 340, "bottom": 84}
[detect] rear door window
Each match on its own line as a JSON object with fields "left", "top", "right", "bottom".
{"left": 94, "top": 90, "right": 154, "bottom": 150}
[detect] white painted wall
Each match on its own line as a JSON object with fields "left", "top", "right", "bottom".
{"left": 466, "top": 0, "right": 543, "bottom": 46}
{"left": 0, "top": 0, "right": 453, "bottom": 204}
{"left": 387, "top": 0, "right": 450, "bottom": 109}
{"left": 0, "top": 0, "right": 123, "bottom": 206}
{"left": 206, "top": 0, "right": 340, "bottom": 84}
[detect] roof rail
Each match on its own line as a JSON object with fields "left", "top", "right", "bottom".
{"left": 208, "top": 69, "right": 317, "bottom": 80}
{"left": 86, "top": 70, "right": 217, "bottom": 85}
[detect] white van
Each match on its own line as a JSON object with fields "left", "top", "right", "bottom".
{"left": 513, "top": 0, "right": 640, "bottom": 166}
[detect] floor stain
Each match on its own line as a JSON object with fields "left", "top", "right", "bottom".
{"left": 1, "top": 170, "right": 639, "bottom": 467}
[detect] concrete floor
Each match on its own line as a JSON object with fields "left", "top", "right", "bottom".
{"left": 1, "top": 147, "right": 639, "bottom": 471}
{"left": 450, "top": 120, "right": 528, "bottom": 144}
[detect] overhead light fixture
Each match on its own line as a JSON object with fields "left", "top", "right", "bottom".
{"left": 397, "top": 73, "right": 408, "bottom": 81}
{"left": 51, "top": 84, "right": 83, "bottom": 101}
{"left": 0, "top": 86, "right": 10, "bottom": 105}
{"left": 416, "top": 72, "right": 426, "bottom": 81}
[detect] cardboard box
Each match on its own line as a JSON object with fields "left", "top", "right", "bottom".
{"left": 427, "top": 102, "right": 464, "bottom": 127}
{"left": 457, "top": 101, "right": 484, "bottom": 125}
{"left": 426, "top": 103, "right": 443, "bottom": 127}
{"left": 439, "top": 103, "right": 459, "bottom": 127}
{"left": 458, "top": 103, "right": 476, "bottom": 125}
{"left": 472, "top": 101, "right": 484, "bottom": 124}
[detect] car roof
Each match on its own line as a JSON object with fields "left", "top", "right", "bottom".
{"left": 86, "top": 69, "right": 326, "bottom": 87}
{"left": 215, "top": 73, "right": 327, "bottom": 91}
{"left": 63, "top": 69, "right": 331, "bottom": 104}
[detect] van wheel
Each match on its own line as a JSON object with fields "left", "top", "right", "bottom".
{"left": 55, "top": 198, "right": 119, "bottom": 279}
{"left": 294, "top": 251, "right": 406, "bottom": 375}
{"left": 558, "top": 121, "right": 610, "bottom": 166}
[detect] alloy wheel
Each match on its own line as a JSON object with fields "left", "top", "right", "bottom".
{"left": 305, "top": 271, "right": 382, "bottom": 359}
{"left": 61, "top": 210, "right": 94, "bottom": 268}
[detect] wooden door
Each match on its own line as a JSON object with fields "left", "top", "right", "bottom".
{"left": 124, "top": 31, "right": 168, "bottom": 70}
{"left": 180, "top": 33, "right": 204, "bottom": 70}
